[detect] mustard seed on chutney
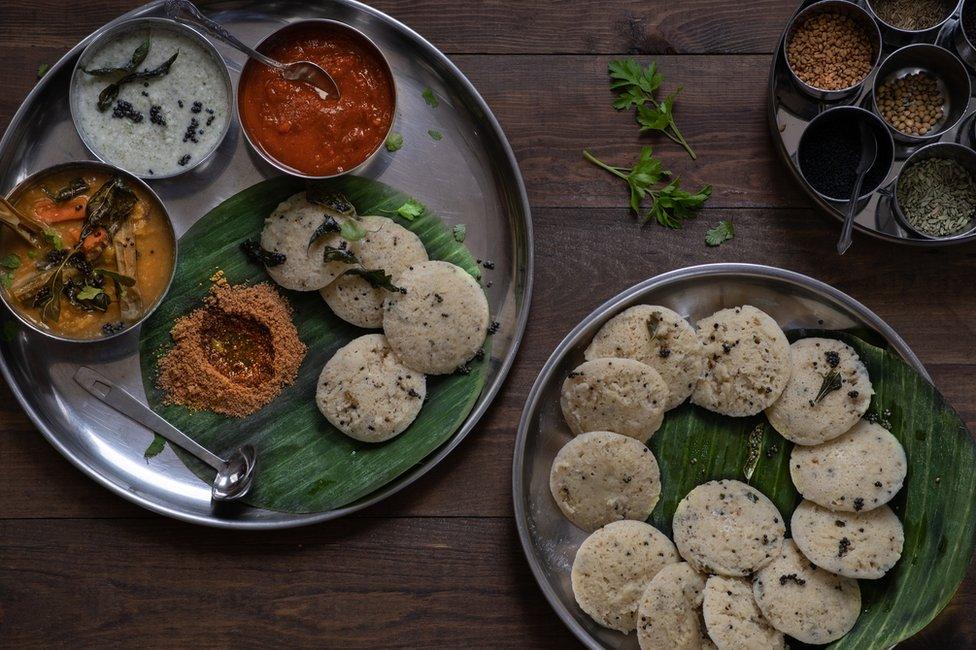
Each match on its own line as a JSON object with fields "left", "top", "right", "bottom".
{"left": 238, "top": 22, "right": 395, "bottom": 177}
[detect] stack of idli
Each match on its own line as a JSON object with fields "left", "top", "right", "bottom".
{"left": 256, "top": 192, "right": 489, "bottom": 443}
{"left": 547, "top": 302, "right": 910, "bottom": 647}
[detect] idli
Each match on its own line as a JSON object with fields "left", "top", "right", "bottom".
{"left": 702, "top": 575, "right": 785, "bottom": 650}
{"left": 315, "top": 334, "right": 425, "bottom": 442}
{"left": 585, "top": 305, "right": 705, "bottom": 410}
{"left": 766, "top": 338, "right": 873, "bottom": 445}
{"left": 672, "top": 479, "right": 785, "bottom": 576}
{"left": 637, "top": 562, "right": 712, "bottom": 650}
{"left": 691, "top": 305, "right": 791, "bottom": 417}
{"left": 560, "top": 358, "right": 669, "bottom": 442}
{"left": 383, "top": 261, "right": 489, "bottom": 375}
{"left": 572, "top": 520, "right": 680, "bottom": 633}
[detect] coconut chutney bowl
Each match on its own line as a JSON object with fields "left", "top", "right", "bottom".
{"left": 0, "top": 160, "right": 177, "bottom": 343}
{"left": 68, "top": 17, "right": 233, "bottom": 180}
{"left": 235, "top": 19, "right": 398, "bottom": 180}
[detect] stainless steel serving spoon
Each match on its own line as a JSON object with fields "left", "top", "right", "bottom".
{"left": 165, "top": 0, "right": 341, "bottom": 101}
{"left": 836, "top": 120, "right": 878, "bottom": 255}
{"left": 74, "top": 366, "right": 256, "bottom": 502}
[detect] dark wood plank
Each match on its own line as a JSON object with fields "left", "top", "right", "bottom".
{"left": 0, "top": 0, "right": 793, "bottom": 55}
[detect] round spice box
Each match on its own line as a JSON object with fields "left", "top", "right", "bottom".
{"left": 770, "top": 0, "right": 976, "bottom": 246}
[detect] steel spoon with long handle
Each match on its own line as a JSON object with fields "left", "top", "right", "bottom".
{"left": 74, "top": 366, "right": 256, "bottom": 501}
{"left": 164, "top": 0, "right": 341, "bottom": 100}
{"left": 836, "top": 121, "right": 878, "bottom": 255}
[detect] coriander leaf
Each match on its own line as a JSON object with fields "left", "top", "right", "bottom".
{"left": 342, "top": 268, "right": 405, "bottom": 293}
{"left": 427, "top": 129, "right": 443, "bottom": 141}
{"left": 75, "top": 285, "right": 105, "bottom": 301}
{"left": 397, "top": 199, "right": 424, "bottom": 221}
{"left": 705, "top": 220, "right": 735, "bottom": 246}
{"left": 385, "top": 132, "right": 404, "bottom": 152}
{"left": 452, "top": 224, "right": 466, "bottom": 243}
{"left": 0, "top": 253, "right": 21, "bottom": 270}
{"left": 43, "top": 228, "right": 63, "bottom": 250}
{"left": 0, "top": 270, "right": 12, "bottom": 289}
{"left": 609, "top": 59, "right": 662, "bottom": 110}
{"left": 143, "top": 434, "right": 166, "bottom": 460}
{"left": 422, "top": 87, "right": 439, "bottom": 108}
{"left": 340, "top": 218, "right": 367, "bottom": 242}
{"left": 36, "top": 63, "right": 50, "bottom": 79}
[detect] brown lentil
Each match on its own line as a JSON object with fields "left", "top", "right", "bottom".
{"left": 787, "top": 12, "right": 875, "bottom": 91}
{"left": 870, "top": 0, "right": 952, "bottom": 31}
{"left": 876, "top": 72, "right": 945, "bottom": 136}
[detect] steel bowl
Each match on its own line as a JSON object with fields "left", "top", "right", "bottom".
{"left": 68, "top": 17, "right": 233, "bottom": 180}
{"left": 871, "top": 44, "right": 971, "bottom": 145}
{"left": 236, "top": 19, "right": 397, "bottom": 180}
{"left": 954, "top": 0, "right": 976, "bottom": 68}
{"left": 866, "top": 0, "right": 958, "bottom": 46}
{"left": 893, "top": 141, "right": 976, "bottom": 240}
{"left": 796, "top": 105, "right": 895, "bottom": 202}
{"left": 512, "top": 263, "right": 928, "bottom": 650}
{"left": 0, "top": 160, "right": 177, "bottom": 343}
{"left": 783, "top": 0, "right": 882, "bottom": 101}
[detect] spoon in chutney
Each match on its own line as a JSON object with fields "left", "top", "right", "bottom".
{"left": 74, "top": 366, "right": 257, "bottom": 502}
{"left": 165, "top": 0, "right": 341, "bottom": 101}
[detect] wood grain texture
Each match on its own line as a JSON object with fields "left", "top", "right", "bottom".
{"left": 0, "top": 0, "right": 975, "bottom": 647}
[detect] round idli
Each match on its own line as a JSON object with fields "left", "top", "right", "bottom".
{"left": 260, "top": 192, "right": 355, "bottom": 291}
{"left": 585, "top": 305, "right": 705, "bottom": 410}
{"left": 691, "top": 305, "right": 791, "bottom": 417}
{"left": 321, "top": 216, "right": 429, "bottom": 328}
{"left": 549, "top": 431, "right": 661, "bottom": 532}
{"left": 560, "top": 358, "right": 669, "bottom": 442}
{"left": 637, "top": 562, "right": 711, "bottom": 650}
{"left": 702, "top": 576, "right": 785, "bottom": 650}
{"left": 790, "top": 419, "right": 907, "bottom": 512}
{"left": 572, "top": 520, "right": 680, "bottom": 633}
{"left": 315, "top": 334, "right": 425, "bottom": 442}
{"left": 766, "top": 338, "right": 873, "bottom": 445}
{"left": 791, "top": 500, "right": 904, "bottom": 580}
{"left": 383, "top": 260, "right": 489, "bottom": 375}
{"left": 672, "top": 479, "right": 785, "bottom": 576}
{"left": 753, "top": 539, "right": 861, "bottom": 645}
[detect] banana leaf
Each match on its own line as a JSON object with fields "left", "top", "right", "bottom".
{"left": 138, "top": 176, "right": 489, "bottom": 513}
{"left": 647, "top": 330, "right": 975, "bottom": 649}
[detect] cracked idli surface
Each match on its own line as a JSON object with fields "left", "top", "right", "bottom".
{"left": 560, "top": 357, "right": 669, "bottom": 442}
{"left": 766, "top": 338, "right": 874, "bottom": 445}
{"left": 691, "top": 305, "right": 791, "bottom": 417}
{"left": 549, "top": 431, "right": 661, "bottom": 532}
{"left": 571, "top": 520, "right": 680, "bottom": 633}
{"left": 672, "top": 479, "right": 785, "bottom": 577}
{"left": 585, "top": 305, "right": 705, "bottom": 410}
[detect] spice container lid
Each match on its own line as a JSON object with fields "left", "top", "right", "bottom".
{"left": 893, "top": 142, "right": 976, "bottom": 240}
{"left": 783, "top": 0, "right": 883, "bottom": 102}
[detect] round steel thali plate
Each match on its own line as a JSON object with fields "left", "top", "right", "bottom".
{"left": 769, "top": 0, "right": 976, "bottom": 246}
{"left": 512, "top": 263, "right": 926, "bottom": 649}
{"left": 0, "top": 0, "right": 532, "bottom": 528}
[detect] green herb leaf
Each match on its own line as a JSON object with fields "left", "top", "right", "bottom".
{"left": 75, "top": 285, "right": 105, "bottom": 301}
{"left": 340, "top": 218, "right": 367, "bottom": 242}
{"left": 0, "top": 271, "right": 12, "bottom": 289}
{"left": 305, "top": 188, "right": 356, "bottom": 217}
{"left": 385, "top": 132, "right": 404, "bottom": 152}
{"left": 422, "top": 87, "right": 439, "bottom": 108}
{"left": 96, "top": 51, "right": 179, "bottom": 112}
{"left": 43, "top": 228, "right": 63, "bottom": 250}
{"left": 0, "top": 253, "right": 21, "bottom": 270}
{"left": 427, "top": 129, "right": 443, "bottom": 141}
{"left": 815, "top": 369, "right": 843, "bottom": 404}
{"left": 452, "top": 224, "right": 466, "bottom": 243}
{"left": 323, "top": 245, "right": 358, "bottom": 264}
{"left": 240, "top": 239, "right": 286, "bottom": 267}
{"left": 36, "top": 63, "right": 50, "bottom": 79}
{"left": 342, "top": 267, "right": 405, "bottom": 293}
{"left": 307, "top": 216, "right": 341, "bottom": 251}
{"left": 706, "top": 220, "right": 735, "bottom": 246}
{"left": 83, "top": 37, "right": 150, "bottom": 76}
{"left": 397, "top": 199, "right": 424, "bottom": 221}
{"left": 42, "top": 177, "right": 89, "bottom": 203}
{"left": 94, "top": 268, "right": 136, "bottom": 286}
{"left": 143, "top": 434, "right": 166, "bottom": 460}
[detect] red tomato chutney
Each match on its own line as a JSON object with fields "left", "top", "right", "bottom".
{"left": 238, "top": 24, "right": 395, "bottom": 176}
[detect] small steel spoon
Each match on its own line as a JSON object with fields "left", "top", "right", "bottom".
{"left": 165, "top": 0, "right": 341, "bottom": 101}
{"left": 74, "top": 366, "right": 256, "bottom": 502}
{"left": 836, "top": 121, "right": 878, "bottom": 255}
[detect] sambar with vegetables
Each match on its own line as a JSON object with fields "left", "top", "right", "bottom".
{"left": 0, "top": 163, "right": 175, "bottom": 340}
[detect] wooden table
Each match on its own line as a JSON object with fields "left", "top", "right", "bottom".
{"left": 1, "top": 1, "right": 973, "bottom": 646}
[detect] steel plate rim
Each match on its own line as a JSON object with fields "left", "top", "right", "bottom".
{"left": 766, "top": 1, "right": 976, "bottom": 248}
{"left": 0, "top": 0, "right": 534, "bottom": 530}
{"left": 512, "top": 262, "right": 926, "bottom": 649}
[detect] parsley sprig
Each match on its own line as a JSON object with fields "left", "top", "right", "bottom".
{"left": 609, "top": 60, "right": 696, "bottom": 160}
{"left": 583, "top": 147, "right": 711, "bottom": 228}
